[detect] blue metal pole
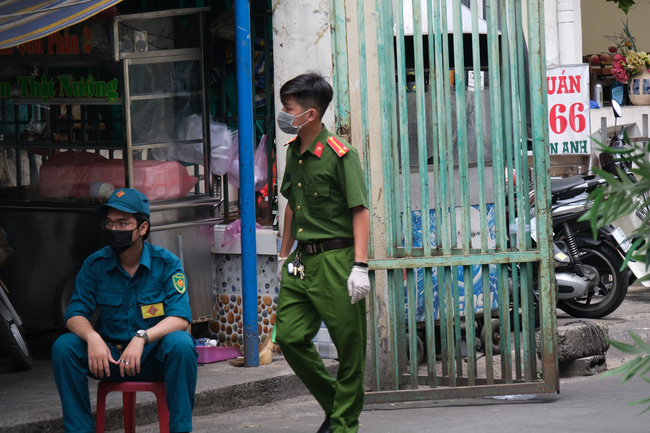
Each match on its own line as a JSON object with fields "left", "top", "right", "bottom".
{"left": 235, "top": 0, "right": 259, "bottom": 367}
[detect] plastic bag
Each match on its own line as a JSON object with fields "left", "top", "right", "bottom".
{"left": 149, "top": 112, "right": 235, "bottom": 176}
{"left": 226, "top": 133, "right": 268, "bottom": 191}
{"left": 253, "top": 134, "right": 268, "bottom": 191}
{"left": 210, "top": 121, "right": 236, "bottom": 175}
{"left": 220, "top": 219, "right": 263, "bottom": 247}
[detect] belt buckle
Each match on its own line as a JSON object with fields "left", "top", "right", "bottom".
{"left": 303, "top": 243, "right": 319, "bottom": 254}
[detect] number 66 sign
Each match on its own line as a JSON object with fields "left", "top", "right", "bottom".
{"left": 547, "top": 65, "right": 590, "bottom": 155}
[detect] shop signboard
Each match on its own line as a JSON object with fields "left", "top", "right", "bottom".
{"left": 547, "top": 64, "right": 590, "bottom": 155}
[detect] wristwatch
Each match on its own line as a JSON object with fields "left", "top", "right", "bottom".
{"left": 135, "top": 329, "right": 149, "bottom": 345}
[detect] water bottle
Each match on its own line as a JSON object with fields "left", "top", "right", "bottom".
{"left": 196, "top": 338, "right": 217, "bottom": 347}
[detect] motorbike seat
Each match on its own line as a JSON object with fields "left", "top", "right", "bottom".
{"left": 550, "top": 176, "right": 589, "bottom": 196}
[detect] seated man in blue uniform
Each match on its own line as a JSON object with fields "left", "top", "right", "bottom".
{"left": 51, "top": 188, "right": 197, "bottom": 433}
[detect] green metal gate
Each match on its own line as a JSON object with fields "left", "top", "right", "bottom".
{"left": 330, "top": 0, "right": 558, "bottom": 401}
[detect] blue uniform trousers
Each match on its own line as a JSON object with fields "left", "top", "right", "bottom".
{"left": 52, "top": 331, "right": 197, "bottom": 433}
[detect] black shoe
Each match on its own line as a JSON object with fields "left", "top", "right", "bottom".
{"left": 316, "top": 415, "right": 332, "bottom": 433}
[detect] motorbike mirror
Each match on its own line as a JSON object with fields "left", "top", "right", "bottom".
{"left": 612, "top": 99, "right": 623, "bottom": 118}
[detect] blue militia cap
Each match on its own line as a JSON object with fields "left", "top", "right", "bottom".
{"left": 96, "top": 188, "right": 150, "bottom": 217}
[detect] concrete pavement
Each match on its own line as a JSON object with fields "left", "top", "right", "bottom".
{"left": 1, "top": 283, "right": 649, "bottom": 432}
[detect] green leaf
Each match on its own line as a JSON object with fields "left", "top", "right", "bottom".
{"left": 630, "top": 333, "right": 650, "bottom": 353}
{"left": 607, "top": 338, "right": 645, "bottom": 355}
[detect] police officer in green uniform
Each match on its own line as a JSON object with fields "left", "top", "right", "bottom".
{"left": 275, "top": 73, "right": 370, "bottom": 433}
{"left": 51, "top": 188, "right": 197, "bottom": 433}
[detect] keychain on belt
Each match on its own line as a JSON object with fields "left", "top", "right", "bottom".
{"left": 287, "top": 250, "right": 305, "bottom": 280}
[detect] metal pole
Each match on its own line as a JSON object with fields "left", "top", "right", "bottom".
{"left": 235, "top": 0, "right": 259, "bottom": 367}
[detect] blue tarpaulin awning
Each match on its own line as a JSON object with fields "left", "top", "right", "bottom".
{"left": 0, "top": 0, "right": 122, "bottom": 49}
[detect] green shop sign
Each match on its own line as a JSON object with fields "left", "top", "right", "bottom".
{"left": 0, "top": 75, "right": 119, "bottom": 103}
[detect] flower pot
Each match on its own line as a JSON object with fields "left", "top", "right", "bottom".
{"left": 628, "top": 68, "right": 650, "bottom": 105}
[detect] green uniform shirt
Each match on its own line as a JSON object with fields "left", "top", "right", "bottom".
{"left": 280, "top": 126, "right": 368, "bottom": 242}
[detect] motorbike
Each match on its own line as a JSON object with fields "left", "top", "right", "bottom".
{"left": 517, "top": 101, "right": 648, "bottom": 319}
{"left": 598, "top": 99, "right": 650, "bottom": 288}
{"left": 0, "top": 227, "right": 32, "bottom": 371}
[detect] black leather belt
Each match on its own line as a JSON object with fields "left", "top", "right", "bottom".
{"left": 299, "top": 238, "right": 354, "bottom": 254}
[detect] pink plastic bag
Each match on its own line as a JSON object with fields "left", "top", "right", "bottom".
{"left": 226, "top": 134, "right": 268, "bottom": 191}
{"left": 221, "top": 219, "right": 263, "bottom": 247}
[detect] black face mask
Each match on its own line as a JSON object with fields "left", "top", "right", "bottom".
{"left": 106, "top": 229, "right": 138, "bottom": 254}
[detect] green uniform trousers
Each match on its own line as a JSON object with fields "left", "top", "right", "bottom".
{"left": 276, "top": 246, "right": 366, "bottom": 433}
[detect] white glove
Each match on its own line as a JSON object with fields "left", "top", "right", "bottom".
{"left": 347, "top": 265, "right": 370, "bottom": 304}
{"left": 276, "top": 256, "right": 288, "bottom": 284}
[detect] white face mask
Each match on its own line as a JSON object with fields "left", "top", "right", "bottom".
{"left": 277, "top": 109, "right": 311, "bottom": 134}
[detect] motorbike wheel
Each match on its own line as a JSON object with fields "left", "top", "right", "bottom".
{"left": 558, "top": 243, "right": 628, "bottom": 319}
{"left": 0, "top": 288, "right": 32, "bottom": 371}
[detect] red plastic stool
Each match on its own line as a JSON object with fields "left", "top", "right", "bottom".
{"left": 96, "top": 381, "right": 169, "bottom": 433}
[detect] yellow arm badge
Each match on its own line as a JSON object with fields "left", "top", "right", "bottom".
{"left": 141, "top": 302, "right": 164, "bottom": 319}
{"left": 172, "top": 272, "right": 187, "bottom": 294}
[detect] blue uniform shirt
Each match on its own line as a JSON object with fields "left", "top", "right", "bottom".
{"left": 65, "top": 242, "right": 191, "bottom": 343}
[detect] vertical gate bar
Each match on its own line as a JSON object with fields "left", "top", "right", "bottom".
{"left": 413, "top": 0, "right": 430, "bottom": 259}
{"left": 423, "top": 266, "right": 437, "bottom": 387}
{"left": 396, "top": 267, "right": 408, "bottom": 385}
{"left": 376, "top": 0, "right": 399, "bottom": 259}
{"left": 394, "top": 0, "right": 413, "bottom": 256}
{"left": 406, "top": 268, "right": 418, "bottom": 388}
{"left": 330, "top": 0, "right": 350, "bottom": 133}
{"left": 353, "top": 0, "right": 381, "bottom": 391}
{"left": 451, "top": 0, "right": 471, "bottom": 380}
{"left": 515, "top": 0, "right": 536, "bottom": 380}
{"left": 369, "top": 270, "right": 381, "bottom": 390}
{"left": 375, "top": 0, "right": 401, "bottom": 391}
{"left": 486, "top": 0, "right": 509, "bottom": 383}
{"left": 425, "top": 0, "right": 439, "bottom": 256}
{"left": 464, "top": 265, "right": 477, "bottom": 385}
{"left": 388, "top": 269, "right": 402, "bottom": 389}
{"left": 497, "top": 0, "right": 514, "bottom": 382}
{"left": 355, "top": 0, "right": 372, "bottom": 256}
{"left": 434, "top": 0, "right": 452, "bottom": 256}
{"left": 527, "top": 0, "right": 557, "bottom": 387}
{"left": 498, "top": 264, "right": 512, "bottom": 382}
{"left": 429, "top": 0, "right": 447, "bottom": 379}
{"left": 470, "top": 0, "right": 488, "bottom": 255}
{"left": 454, "top": 268, "right": 463, "bottom": 376}
{"left": 439, "top": 0, "right": 460, "bottom": 384}
{"left": 506, "top": 0, "right": 527, "bottom": 381}
{"left": 431, "top": 0, "right": 450, "bottom": 379}
{"left": 482, "top": 264, "right": 494, "bottom": 384}
{"left": 452, "top": 0, "right": 471, "bottom": 256}
{"left": 444, "top": 267, "right": 456, "bottom": 386}
{"left": 411, "top": 0, "right": 431, "bottom": 388}
{"left": 470, "top": 2, "right": 491, "bottom": 383}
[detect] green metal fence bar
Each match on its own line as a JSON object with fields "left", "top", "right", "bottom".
{"left": 406, "top": 268, "right": 418, "bottom": 388}
{"left": 369, "top": 250, "right": 541, "bottom": 269}
{"left": 413, "top": 0, "right": 430, "bottom": 260}
{"left": 330, "top": 0, "right": 350, "bottom": 133}
{"left": 527, "top": 0, "right": 557, "bottom": 387}
{"left": 423, "top": 266, "right": 436, "bottom": 387}
{"left": 394, "top": 0, "right": 413, "bottom": 258}
{"left": 470, "top": 0, "right": 489, "bottom": 255}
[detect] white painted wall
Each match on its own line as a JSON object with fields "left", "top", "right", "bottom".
{"left": 272, "top": 1, "right": 335, "bottom": 238}
{"left": 545, "top": 0, "right": 583, "bottom": 66}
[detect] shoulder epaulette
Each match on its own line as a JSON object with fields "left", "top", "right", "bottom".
{"left": 326, "top": 136, "right": 349, "bottom": 157}
{"left": 314, "top": 142, "right": 325, "bottom": 158}
{"left": 284, "top": 136, "right": 297, "bottom": 146}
